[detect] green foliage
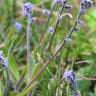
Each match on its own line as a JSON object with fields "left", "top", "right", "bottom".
{"left": 0, "top": 0, "right": 96, "bottom": 96}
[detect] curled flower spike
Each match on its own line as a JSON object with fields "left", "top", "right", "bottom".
{"left": 63, "top": 70, "right": 77, "bottom": 87}
{"left": 15, "top": 22, "right": 22, "bottom": 31}
{"left": 23, "top": 2, "right": 33, "bottom": 17}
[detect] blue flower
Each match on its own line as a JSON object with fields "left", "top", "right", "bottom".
{"left": 15, "top": 22, "right": 22, "bottom": 31}
{"left": 2, "top": 58, "right": 8, "bottom": 68}
{"left": 49, "top": 27, "right": 54, "bottom": 33}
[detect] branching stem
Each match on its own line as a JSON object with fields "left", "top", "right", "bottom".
{"left": 19, "top": 5, "right": 82, "bottom": 96}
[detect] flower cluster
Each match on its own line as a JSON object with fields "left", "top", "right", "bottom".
{"left": 80, "top": 0, "right": 93, "bottom": 15}
{"left": 63, "top": 70, "right": 77, "bottom": 88}
{"left": 0, "top": 51, "right": 8, "bottom": 68}
{"left": 23, "top": 2, "right": 33, "bottom": 17}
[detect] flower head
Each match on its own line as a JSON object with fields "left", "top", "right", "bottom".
{"left": 23, "top": 2, "right": 33, "bottom": 17}
{"left": 30, "top": 17, "right": 37, "bottom": 23}
{"left": 80, "top": 0, "right": 93, "bottom": 15}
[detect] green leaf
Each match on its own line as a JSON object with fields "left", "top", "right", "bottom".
{"left": 9, "top": 54, "right": 19, "bottom": 80}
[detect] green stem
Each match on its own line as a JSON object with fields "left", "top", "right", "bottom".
{"left": 39, "top": 3, "right": 55, "bottom": 42}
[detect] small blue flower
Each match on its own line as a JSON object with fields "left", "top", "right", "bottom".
{"left": 2, "top": 58, "right": 8, "bottom": 68}
{"left": 15, "top": 22, "right": 22, "bottom": 31}
{"left": 57, "top": 15, "right": 62, "bottom": 21}
{"left": 49, "top": 27, "right": 54, "bottom": 33}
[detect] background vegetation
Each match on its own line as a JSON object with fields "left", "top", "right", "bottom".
{"left": 0, "top": 0, "right": 96, "bottom": 96}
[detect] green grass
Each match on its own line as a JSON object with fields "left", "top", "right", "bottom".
{"left": 0, "top": 0, "right": 96, "bottom": 96}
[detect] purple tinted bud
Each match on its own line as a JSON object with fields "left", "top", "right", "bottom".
{"left": 30, "top": 17, "right": 37, "bottom": 23}
{"left": 42, "top": 9, "right": 50, "bottom": 16}
{"left": 65, "top": 4, "right": 72, "bottom": 9}
{"left": 77, "top": 19, "right": 85, "bottom": 27}
{"left": 63, "top": 70, "right": 77, "bottom": 87}
{"left": 0, "top": 51, "right": 3, "bottom": 61}
{"left": 49, "top": 27, "right": 54, "bottom": 33}
{"left": 57, "top": 15, "right": 62, "bottom": 21}
{"left": 53, "top": 0, "right": 66, "bottom": 5}
{"left": 15, "top": 22, "right": 22, "bottom": 31}
{"left": 2, "top": 58, "right": 8, "bottom": 68}
{"left": 23, "top": 2, "right": 33, "bottom": 17}
{"left": 74, "top": 91, "right": 81, "bottom": 96}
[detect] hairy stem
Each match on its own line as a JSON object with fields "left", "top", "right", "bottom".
{"left": 27, "top": 16, "right": 31, "bottom": 82}
{"left": 39, "top": 3, "right": 55, "bottom": 43}
{"left": 47, "top": 2, "right": 66, "bottom": 51}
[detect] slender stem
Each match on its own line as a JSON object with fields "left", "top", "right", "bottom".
{"left": 78, "top": 74, "right": 96, "bottom": 81}
{"left": 39, "top": 3, "right": 55, "bottom": 43}
{"left": 15, "top": 70, "right": 26, "bottom": 90}
{"left": 27, "top": 15, "right": 31, "bottom": 82}
{"left": 19, "top": 4, "right": 82, "bottom": 96}
{"left": 3, "top": 68, "right": 10, "bottom": 96}
{"left": 47, "top": 2, "right": 66, "bottom": 51}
